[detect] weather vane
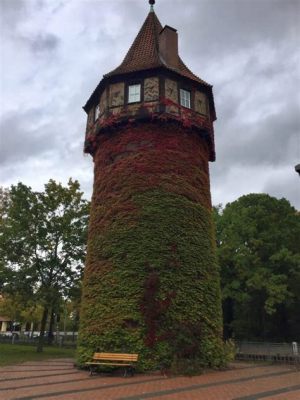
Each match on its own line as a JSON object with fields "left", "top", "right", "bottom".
{"left": 149, "top": 0, "right": 155, "bottom": 12}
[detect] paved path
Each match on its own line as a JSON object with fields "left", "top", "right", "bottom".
{"left": 0, "top": 359, "right": 299, "bottom": 399}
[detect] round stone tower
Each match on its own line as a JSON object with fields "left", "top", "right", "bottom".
{"left": 78, "top": 2, "right": 225, "bottom": 371}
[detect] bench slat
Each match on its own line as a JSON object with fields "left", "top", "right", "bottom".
{"left": 86, "top": 362, "right": 133, "bottom": 366}
{"left": 92, "top": 353, "right": 138, "bottom": 362}
{"left": 86, "top": 353, "right": 138, "bottom": 377}
{"left": 94, "top": 353, "right": 138, "bottom": 357}
{"left": 86, "top": 353, "right": 138, "bottom": 365}
{"left": 93, "top": 356, "right": 138, "bottom": 361}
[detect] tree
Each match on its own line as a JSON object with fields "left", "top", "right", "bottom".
{"left": 0, "top": 187, "right": 11, "bottom": 291}
{"left": 215, "top": 194, "right": 300, "bottom": 341}
{"left": 0, "top": 294, "right": 43, "bottom": 335}
{"left": 0, "top": 294, "right": 24, "bottom": 330}
{"left": 0, "top": 179, "right": 90, "bottom": 351}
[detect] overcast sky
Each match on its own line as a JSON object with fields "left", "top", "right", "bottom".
{"left": 0, "top": 0, "right": 299, "bottom": 210}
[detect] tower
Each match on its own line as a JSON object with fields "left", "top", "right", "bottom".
{"left": 78, "top": 1, "right": 225, "bottom": 371}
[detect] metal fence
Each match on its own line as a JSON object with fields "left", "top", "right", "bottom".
{"left": 0, "top": 332, "right": 77, "bottom": 348}
{"left": 235, "top": 341, "right": 300, "bottom": 364}
{"left": 1, "top": 334, "right": 299, "bottom": 365}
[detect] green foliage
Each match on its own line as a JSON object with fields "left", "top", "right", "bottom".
{"left": 0, "top": 179, "right": 90, "bottom": 350}
{"left": 79, "top": 123, "right": 225, "bottom": 372}
{"left": 223, "top": 339, "right": 236, "bottom": 362}
{"left": 0, "top": 295, "right": 24, "bottom": 322}
{"left": 79, "top": 189, "right": 225, "bottom": 371}
{"left": 215, "top": 194, "right": 300, "bottom": 341}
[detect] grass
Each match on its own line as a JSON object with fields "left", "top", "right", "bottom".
{"left": 0, "top": 343, "right": 75, "bottom": 366}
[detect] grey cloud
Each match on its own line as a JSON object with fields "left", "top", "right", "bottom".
{"left": 1, "top": 0, "right": 299, "bottom": 212}
{"left": 0, "top": 109, "right": 57, "bottom": 166}
{"left": 0, "top": 0, "right": 60, "bottom": 54}
{"left": 29, "top": 33, "right": 60, "bottom": 53}
{"left": 167, "top": 0, "right": 299, "bottom": 58}
{"left": 245, "top": 58, "right": 282, "bottom": 81}
{"left": 263, "top": 172, "right": 300, "bottom": 210}
{"left": 215, "top": 102, "right": 299, "bottom": 167}
{"left": 0, "top": 0, "right": 27, "bottom": 29}
{"left": 9, "top": 32, "right": 61, "bottom": 54}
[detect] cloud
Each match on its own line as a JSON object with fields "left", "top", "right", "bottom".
{"left": 263, "top": 168, "right": 300, "bottom": 210}
{"left": 0, "top": 0, "right": 299, "bottom": 211}
{"left": 26, "top": 33, "right": 60, "bottom": 53}
{"left": 215, "top": 100, "right": 299, "bottom": 167}
{"left": 169, "top": 0, "right": 299, "bottom": 59}
{"left": 0, "top": 0, "right": 28, "bottom": 29}
{"left": 0, "top": 109, "right": 58, "bottom": 166}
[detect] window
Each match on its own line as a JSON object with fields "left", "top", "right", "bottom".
{"left": 94, "top": 104, "right": 100, "bottom": 121}
{"left": 180, "top": 89, "right": 191, "bottom": 108}
{"left": 128, "top": 84, "right": 141, "bottom": 103}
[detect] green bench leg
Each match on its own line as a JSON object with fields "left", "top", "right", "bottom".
{"left": 89, "top": 366, "right": 97, "bottom": 376}
{"left": 123, "top": 366, "right": 135, "bottom": 377}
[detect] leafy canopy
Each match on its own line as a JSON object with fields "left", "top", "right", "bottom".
{"left": 214, "top": 194, "right": 300, "bottom": 340}
{"left": 0, "top": 179, "right": 90, "bottom": 308}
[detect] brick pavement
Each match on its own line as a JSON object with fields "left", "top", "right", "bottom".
{"left": 0, "top": 359, "right": 299, "bottom": 400}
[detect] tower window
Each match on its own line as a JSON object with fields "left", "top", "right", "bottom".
{"left": 180, "top": 89, "right": 191, "bottom": 108}
{"left": 128, "top": 84, "right": 141, "bottom": 103}
{"left": 94, "top": 104, "right": 100, "bottom": 121}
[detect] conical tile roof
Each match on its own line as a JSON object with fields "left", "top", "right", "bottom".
{"left": 105, "top": 11, "right": 163, "bottom": 77}
{"left": 105, "top": 11, "right": 211, "bottom": 87}
{"left": 84, "top": 9, "right": 215, "bottom": 115}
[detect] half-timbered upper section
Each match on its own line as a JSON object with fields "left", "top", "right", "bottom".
{"left": 83, "top": 8, "right": 216, "bottom": 161}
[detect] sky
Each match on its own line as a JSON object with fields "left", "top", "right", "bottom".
{"left": 0, "top": 0, "right": 299, "bottom": 210}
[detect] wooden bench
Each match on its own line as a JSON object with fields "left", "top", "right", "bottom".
{"left": 85, "top": 352, "right": 138, "bottom": 376}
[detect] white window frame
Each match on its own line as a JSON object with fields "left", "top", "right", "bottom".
{"left": 180, "top": 89, "right": 191, "bottom": 109}
{"left": 94, "top": 104, "right": 100, "bottom": 121}
{"left": 128, "top": 84, "right": 141, "bottom": 103}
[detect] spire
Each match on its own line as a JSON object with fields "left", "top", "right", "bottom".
{"left": 105, "top": 10, "right": 163, "bottom": 77}
{"left": 149, "top": 0, "right": 155, "bottom": 12}
{"left": 104, "top": 7, "right": 210, "bottom": 88}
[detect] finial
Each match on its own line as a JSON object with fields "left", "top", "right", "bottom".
{"left": 149, "top": 0, "right": 155, "bottom": 12}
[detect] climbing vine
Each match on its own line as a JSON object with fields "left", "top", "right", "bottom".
{"left": 84, "top": 97, "right": 215, "bottom": 161}
{"left": 78, "top": 121, "right": 225, "bottom": 372}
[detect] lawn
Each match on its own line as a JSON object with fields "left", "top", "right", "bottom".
{"left": 0, "top": 343, "right": 75, "bottom": 366}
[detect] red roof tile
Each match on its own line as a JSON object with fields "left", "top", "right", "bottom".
{"left": 105, "top": 11, "right": 211, "bottom": 87}
{"left": 105, "top": 11, "right": 162, "bottom": 77}
{"left": 84, "top": 10, "right": 215, "bottom": 117}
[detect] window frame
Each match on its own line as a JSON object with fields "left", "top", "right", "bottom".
{"left": 180, "top": 88, "right": 191, "bottom": 109}
{"left": 127, "top": 83, "right": 142, "bottom": 104}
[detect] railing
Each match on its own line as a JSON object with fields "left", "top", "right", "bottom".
{"left": 235, "top": 341, "right": 300, "bottom": 364}
{"left": 0, "top": 332, "right": 77, "bottom": 348}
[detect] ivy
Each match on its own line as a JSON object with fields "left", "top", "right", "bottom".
{"left": 78, "top": 122, "right": 226, "bottom": 372}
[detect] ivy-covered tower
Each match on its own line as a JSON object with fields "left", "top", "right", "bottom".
{"left": 78, "top": 0, "right": 225, "bottom": 371}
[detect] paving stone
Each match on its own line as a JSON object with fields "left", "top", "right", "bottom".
{"left": 0, "top": 359, "right": 299, "bottom": 400}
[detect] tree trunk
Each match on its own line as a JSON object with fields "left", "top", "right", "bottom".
{"left": 261, "top": 304, "right": 266, "bottom": 341}
{"left": 36, "top": 306, "right": 48, "bottom": 353}
{"left": 47, "top": 309, "right": 55, "bottom": 345}
{"left": 30, "top": 322, "right": 34, "bottom": 339}
{"left": 222, "top": 298, "right": 234, "bottom": 339}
